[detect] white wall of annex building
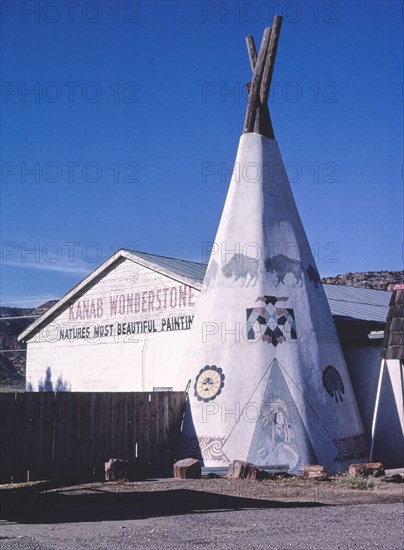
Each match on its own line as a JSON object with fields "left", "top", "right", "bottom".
{"left": 25, "top": 258, "right": 199, "bottom": 392}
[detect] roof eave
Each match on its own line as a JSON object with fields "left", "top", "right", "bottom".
{"left": 18, "top": 249, "right": 203, "bottom": 342}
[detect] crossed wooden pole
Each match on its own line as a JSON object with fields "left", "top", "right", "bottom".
{"left": 244, "top": 16, "right": 283, "bottom": 139}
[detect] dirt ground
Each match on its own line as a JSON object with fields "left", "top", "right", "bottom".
{"left": 0, "top": 477, "right": 403, "bottom": 549}
{"left": 0, "top": 475, "right": 403, "bottom": 520}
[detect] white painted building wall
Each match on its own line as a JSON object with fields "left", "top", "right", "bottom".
{"left": 343, "top": 343, "right": 382, "bottom": 436}
{"left": 372, "top": 359, "right": 404, "bottom": 468}
{"left": 24, "top": 257, "right": 199, "bottom": 392}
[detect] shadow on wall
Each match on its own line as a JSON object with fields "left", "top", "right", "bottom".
{"left": 177, "top": 399, "right": 204, "bottom": 463}
{"left": 26, "top": 367, "right": 71, "bottom": 392}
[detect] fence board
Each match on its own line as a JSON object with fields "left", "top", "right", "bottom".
{"left": 136, "top": 392, "right": 147, "bottom": 474}
{"left": 15, "top": 393, "right": 30, "bottom": 482}
{"left": 0, "top": 394, "right": 18, "bottom": 483}
{"left": 0, "top": 392, "right": 185, "bottom": 483}
{"left": 94, "top": 392, "right": 105, "bottom": 480}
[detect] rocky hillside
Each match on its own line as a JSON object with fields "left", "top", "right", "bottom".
{"left": 321, "top": 270, "right": 403, "bottom": 291}
{"left": 0, "top": 301, "right": 57, "bottom": 390}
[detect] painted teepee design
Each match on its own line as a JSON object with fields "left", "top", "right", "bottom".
{"left": 177, "top": 17, "right": 367, "bottom": 474}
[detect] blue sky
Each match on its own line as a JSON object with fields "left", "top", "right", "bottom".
{"left": 1, "top": 0, "right": 403, "bottom": 307}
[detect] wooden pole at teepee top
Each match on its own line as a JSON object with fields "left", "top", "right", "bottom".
{"left": 246, "top": 33, "right": 264, "bottom": 134}
{"left": 246, "top": 35, "right": 258, "bottom": 70}
{"left": 245, "top": 35, "right": 256, "bottom": 119}
{"left": 260, "top": 15, "right": 283, "bottom": 106}
{"left": 243, "top": 27, "right": 271, "bottom": 134}
{"left": 243, "top": 16, "right": 283, "bottom": 138}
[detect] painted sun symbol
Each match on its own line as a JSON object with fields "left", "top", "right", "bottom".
{"left": 194, "top": 365, "right": 225, "bottom": 402}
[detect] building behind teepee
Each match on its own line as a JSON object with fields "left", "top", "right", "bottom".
{"left": 177, "top": 17, "right": 368, "bottom": 475}
{"left": 370, "top": 287, "right": 404, "bottom": 467}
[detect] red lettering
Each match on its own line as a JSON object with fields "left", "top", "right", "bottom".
{"left": 110, "top": 296, "right": 119, "bottom": 316}
{"left": 148, "top": 290, "right": 155, "bottom": 311}
{"left": 89, "top": 300, "right": 96, "bottom": 318}
{"left": 162, "top": 288, "right": 169, "bottom": 309}
{"left": 142, "top": 291, "right": 148, "bottom": 312}
{"left": 188, "top": 286, "right": 195, "bottom": 306}
{"left": 76, "top": 302, "right": 83, "bottom": 320}
{"left": 155, "top": 289, "right": 162, "bottom": 311}
{"left": 83, "top": 300, "right": 90, "bottom": 318}
{"left": 126, "top": 293, "right": 134, "bottom": 314}
{"left": 96, "top": 298, "right": 103, "bottom": 318}
{"left": 69, "top": 304, "right": 75, "bottom": 321}
{"left": 179, "top": 286, "right": 187, "bottom": 307}
{"left": 170, "top": 287, "right": 177, "bottom": 308}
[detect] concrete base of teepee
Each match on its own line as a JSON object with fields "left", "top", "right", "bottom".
{"left": 177, "top": 133, "right": 367, "bottom": 475}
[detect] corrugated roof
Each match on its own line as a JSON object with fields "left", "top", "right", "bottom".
{"left": 128, "top": 251, "right": 391, "bottom": 323}
{"left": 322, "top": 284, "right": 391, "bottom": 323}
{"left": 127, "top": 251, "right": 207, "bottom": 285}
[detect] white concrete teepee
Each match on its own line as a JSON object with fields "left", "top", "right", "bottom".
{"left": 177, "top": 17, "right": 367, "bottom": 475}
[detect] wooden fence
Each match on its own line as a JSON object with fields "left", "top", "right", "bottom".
{"left": 0, "top": 392, "right": 186, "bottom": 484}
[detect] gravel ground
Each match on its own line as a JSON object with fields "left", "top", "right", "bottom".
{"left": 0, "top": 503, "right": 403, "bottom": 550}
{"left": 0, "top": 479, "right": 403, "bottom": 549}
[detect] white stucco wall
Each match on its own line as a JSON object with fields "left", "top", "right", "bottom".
{"left": 374, "top": 359, "right": 404, "bottom": 468}
{"left": 25, "top": 257, "right": 199, "bottom": 392}
{"left": 343, "top": 343, "right": 382, "bottom": 436}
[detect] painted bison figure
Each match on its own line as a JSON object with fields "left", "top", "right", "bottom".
{"left": 222, "top": 253, "right": 260, "bottom": 287}
{"left": 264, "top": 254, "right": 304, "bottom": 287}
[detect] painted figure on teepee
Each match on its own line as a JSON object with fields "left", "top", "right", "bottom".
{"left": 176, "top": 17, "right": 367, "bottom": 474}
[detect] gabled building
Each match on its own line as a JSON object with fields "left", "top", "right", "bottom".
{"left": 19, "top": 250, "right": 205, "bottom": 392}
{"left": 20, "top": 249, "right": 394, "bottom": 466}
{"left": 20, "top": 250, "right": 390, "bottom": 398}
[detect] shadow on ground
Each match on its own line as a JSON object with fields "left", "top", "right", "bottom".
{"left": 0, "top": 485, "right": 328, "bottom": 523}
